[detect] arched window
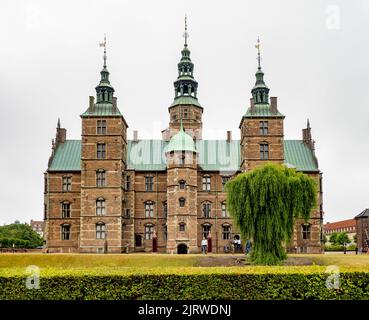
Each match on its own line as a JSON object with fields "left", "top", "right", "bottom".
{"left": 96, "top": 198, "right": 106, "bottom": 215}
{"left": 96, "top": 169, "right": 106, "bottom": 187}
{"left": 179, "top": 198, "right": 186, "bottom": 207}
{"left": 202, "top": 202, "right": 211, "bottom": 218}
{"left": 179, "top": 223, "right": 186, "bottom": 232}
{"left": 179, "top": 180, "right": 186, "bottom": 189}
{"left": 61, "top": 224, "right": 71, "bottom": 240}
{"left": 96, "top": 223, "right": 106, "bottom": 239}
{"left": 145, "top": 201, "right": 154, "bottom": 218}
{"left": 61, "top": 201, "right": 71, "bottom": 218}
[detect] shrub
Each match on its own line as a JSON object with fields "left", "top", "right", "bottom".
{"left": 0, "top": 270, "right": 369, "bottom": 300}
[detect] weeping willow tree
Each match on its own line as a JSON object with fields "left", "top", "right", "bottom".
{"left": 226, "top": 163, "right": 317, "bottom": 265}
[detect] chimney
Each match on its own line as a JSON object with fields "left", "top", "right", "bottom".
{"left": 250, "top": 98, "right": 255, "bottom": 112}
{"left": 112, "top": 97, "right": 117, "bottom": 112}
{"left": 133, "top": 130, "right": 138, "bottom": 142}
{"left": 89, "top": 96, "right": 94, "bottom": 109}
{"left": 162, "top": 128, "right": 170, "bottom": 141}
{"left": 55, "top": 119, "right": 66, "bottom": 145}
{"left": 227, "top": 131, "right": 232, "bottom": 142}
{"left": 270, "top": 97, "right": 278, "bottom": 114}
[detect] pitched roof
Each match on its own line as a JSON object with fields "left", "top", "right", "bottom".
{"left": 81, "top": 103, "right": 123, "bottom": 117}
{"left": 244, "top": 104, "right": 284, "bottom": 118}
{"left": 355, "top": 208, "right": 369, "bottom": 219}
{"left": 48, "top": 139, "right": 319, "bottom": 173}
{"left": 323, "top": 219, "right": 356, "bottom": 233}
{"left": 284, "top": 140, "right": 319, "bottom": 172}
{"left": 169, "top": 96, "right": 202, "bottom": 108}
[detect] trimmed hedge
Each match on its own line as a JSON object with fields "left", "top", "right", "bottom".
{"left": 1, "top": 271, "right": 369, "bottom": 300}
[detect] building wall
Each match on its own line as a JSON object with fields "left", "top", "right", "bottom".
{"left": 356, "top": 217, "right": 369, "bottom": 251}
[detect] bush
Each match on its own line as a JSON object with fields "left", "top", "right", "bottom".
{"left": 0, "top": 270, "right": 369, "bottom": 300}
{"left": 324, "top": 244, "right": 357, "bottom": 252}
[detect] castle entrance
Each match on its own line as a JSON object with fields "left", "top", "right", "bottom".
{"left": 177, "top": 243, "right": 188, "bottom": 254}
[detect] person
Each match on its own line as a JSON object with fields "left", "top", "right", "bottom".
{"left": 201, "top": 236, "right": 208, "bottom": 254}
{"left": 355, "top": 247, "right": 358, "bottom": 255}
{"left": 245, "top": 240, "right": 252, "bottom": 256}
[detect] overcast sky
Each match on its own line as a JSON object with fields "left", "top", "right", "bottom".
{"left": 0, "top": 0, "right": 368, "bottom": 225}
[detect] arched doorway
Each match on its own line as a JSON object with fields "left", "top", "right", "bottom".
{"left": 177, "top": 243, "right": 188, "bottom": 254}
{"left": 135, "top": 234, "right": 142, "bottom": 247}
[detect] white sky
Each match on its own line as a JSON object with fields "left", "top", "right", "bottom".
{"left": 0, "top": 0, "right": 368, "bottom": 225}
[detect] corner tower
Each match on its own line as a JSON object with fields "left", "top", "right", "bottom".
{"left": 239, "top": 38, "right": 285, "bottom": 171}
{"left": 166, "top": 17, "right": 203, "bottom": 141}
{"left": 79, "top": 37, "right": 130, "bottom": 253}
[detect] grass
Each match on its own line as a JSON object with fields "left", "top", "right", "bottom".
{"left": 0, "top": 253, "right": 368, "bottom": 276}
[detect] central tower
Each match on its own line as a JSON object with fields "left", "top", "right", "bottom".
{"left": 166, "top": 17, "right": 203, "bottom": 141}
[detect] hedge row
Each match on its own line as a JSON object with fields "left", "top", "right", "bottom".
{"left": 1, "top": 272, "right": 369, "bottom": 300}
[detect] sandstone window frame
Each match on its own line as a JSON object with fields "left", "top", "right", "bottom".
{"left": 61, "top": 201, "right": 71, "bottom": 218}
{"left": 222, "top": 224, "right": 231, "bottom": 240}
{"left": 96, "top": 119, "right": 107, "bottom": 135}
{"left": 259, "top": 143, "right": 269, "bottom": 160}
{"left": 221, "top": 201, "right": 229, "bottom": 218}
{"left": 96, "top": 143, "right": 106, "bottom": 159}
{"left": 202, "top": 175, "right": 211, "bottom": 191}
{"left": 144, "top": 201, "right": 155, "bottom": 218}
{"left": 179, "top": 223, "right": 186, "bottom": 232}
{"left": 62, "top": 175, "right": 72, "bottom": 192}
{"left": 302, "top": 223, "right": 311, "bottom": 240}
{"left": 259, "top": 121, "right": 269, "bottom": 135}
{"left": 96, "top": 222, "right": 106, "bottom": 239}
{"left": 61, "top": 224, "right": 71, "bottom": 240}
{"left": 179, "top": 197, "right": 186, "bottom": 207}
{"left": 96, "top": 198, "right": 106, "bottom": 216}
{"left": 202, "top": 201, "right": 212, "bottom": 218}
{"left": 145, "top": 224, "right": 154, "bottom": 240}
{"left": 221, "top": 176, "right": 230, "bottom": 191}
{"left": 145, "top": 176, "right": 154, "bottom": 192}
{"left": 202, "top": 223, "right": 211, "bottom": 238}
{"left": 179, "top": 180, "right": 186, "bottom": 190}
{"left": 96, "top": 169, "right": 106, "bottom": 187}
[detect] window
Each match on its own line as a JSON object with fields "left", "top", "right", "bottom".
{"left": 145, "top": 176, "right": 154, "bottom": 191}
{"left": 202, "top": 224, "right": 211, "bottom": 238}
{"left": 145, "top": 224, "right": 154, "bottom": 240}
{"left": 163, "top": 225, "right": 167, "bottom": 241}
{"left": 179, "top": 198, "right": 185, "bottom": 207}
{"left": 221, "top": 202, "right": 229, "bottom": 218}
{"left": 221, "top": 176, "right": 230, "bottom": 191}
{"left": 96, "top": 198, "right": 106, "bottom": 215}
{"left": 96, "top": 223, "right": 106, "bottom": 239}
{"left": 96, "top": 169, "right": 106, "bottom": 187}
{"left": 126, "top": 175, "right": 131, "bottom": 191}
{"left": 163, "top": 202, "right": 167, "bottom": 218}
{"left": 61, "top": 224, "right": 70, "bottom": 240}
{"left": 62, "top": 176, "right": 72, "bottom": 191}
{"left": 179, "top": 180, "right": 186, "bottom": 190}
{"left": 222, "top": 225, "right": 231, "bottom": 240}
{"left": 179, "top": 154, "right": 185, "bottom": 166}
{"left": 202, "top": 202, "right": 211, "bottom": 218}
{"left": 97, "top": 143, "right": 106, "bottom": 159}
{"left": 125, "top": 209, "right": 131, "bottom": 218}
{"left": 183, "top": 109, "right": 188, "bottom": 119}
{"left": 202, "top": 176, "right": 211, "bottom": 191}
{"left": 302, "top": 224, "right": 311, "bottom": 240}
{"left": 259, "top": 121, "right": 268, "bottom": 135}
{"left": 260, "top": 143, "right": 269, "bottom": 160}
{"left": 97, "top": 120, "right": 107, "bottom": 134}
{"left": 179, "top": 223, "right": 186, "bottom": 232}
{"left": 145, "top": 201, "right": 154, "bottom": 218}
{"left": 61, "top": 202, "right": 71, "bottom": 218}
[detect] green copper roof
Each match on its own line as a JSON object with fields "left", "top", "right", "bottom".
{"left": 170, "top": 96, "right": 202, "bottom": 108}
{"left": 244, "top": 104, "right": 284, "bottom": 118}
{"left": 165, "top": 125, "right": 197, "bottom": 153}
{"left": 284, "top": 140, "right": 319, "bottom": 172}
{"left": 48, "top": 139, "right": 319, "bottom": 173}
{"left": 81, "top": 103, "right": 123, "bottom": 117}
{"left": 48, "top": 140, "right": 81, "bottom": 171}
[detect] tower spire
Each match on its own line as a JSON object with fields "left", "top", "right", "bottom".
{"left": 255, "top": 37, "right": 261, "bottom": 69}
{"left": 184, "top": 15, "right": 189, "bottom": 47}
{"left": 100, "top": 34, "right": 107, "bottom": 68}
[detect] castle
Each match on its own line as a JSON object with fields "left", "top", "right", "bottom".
{"left": 44, "top": 28, "right": 323, "bottom": 254}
